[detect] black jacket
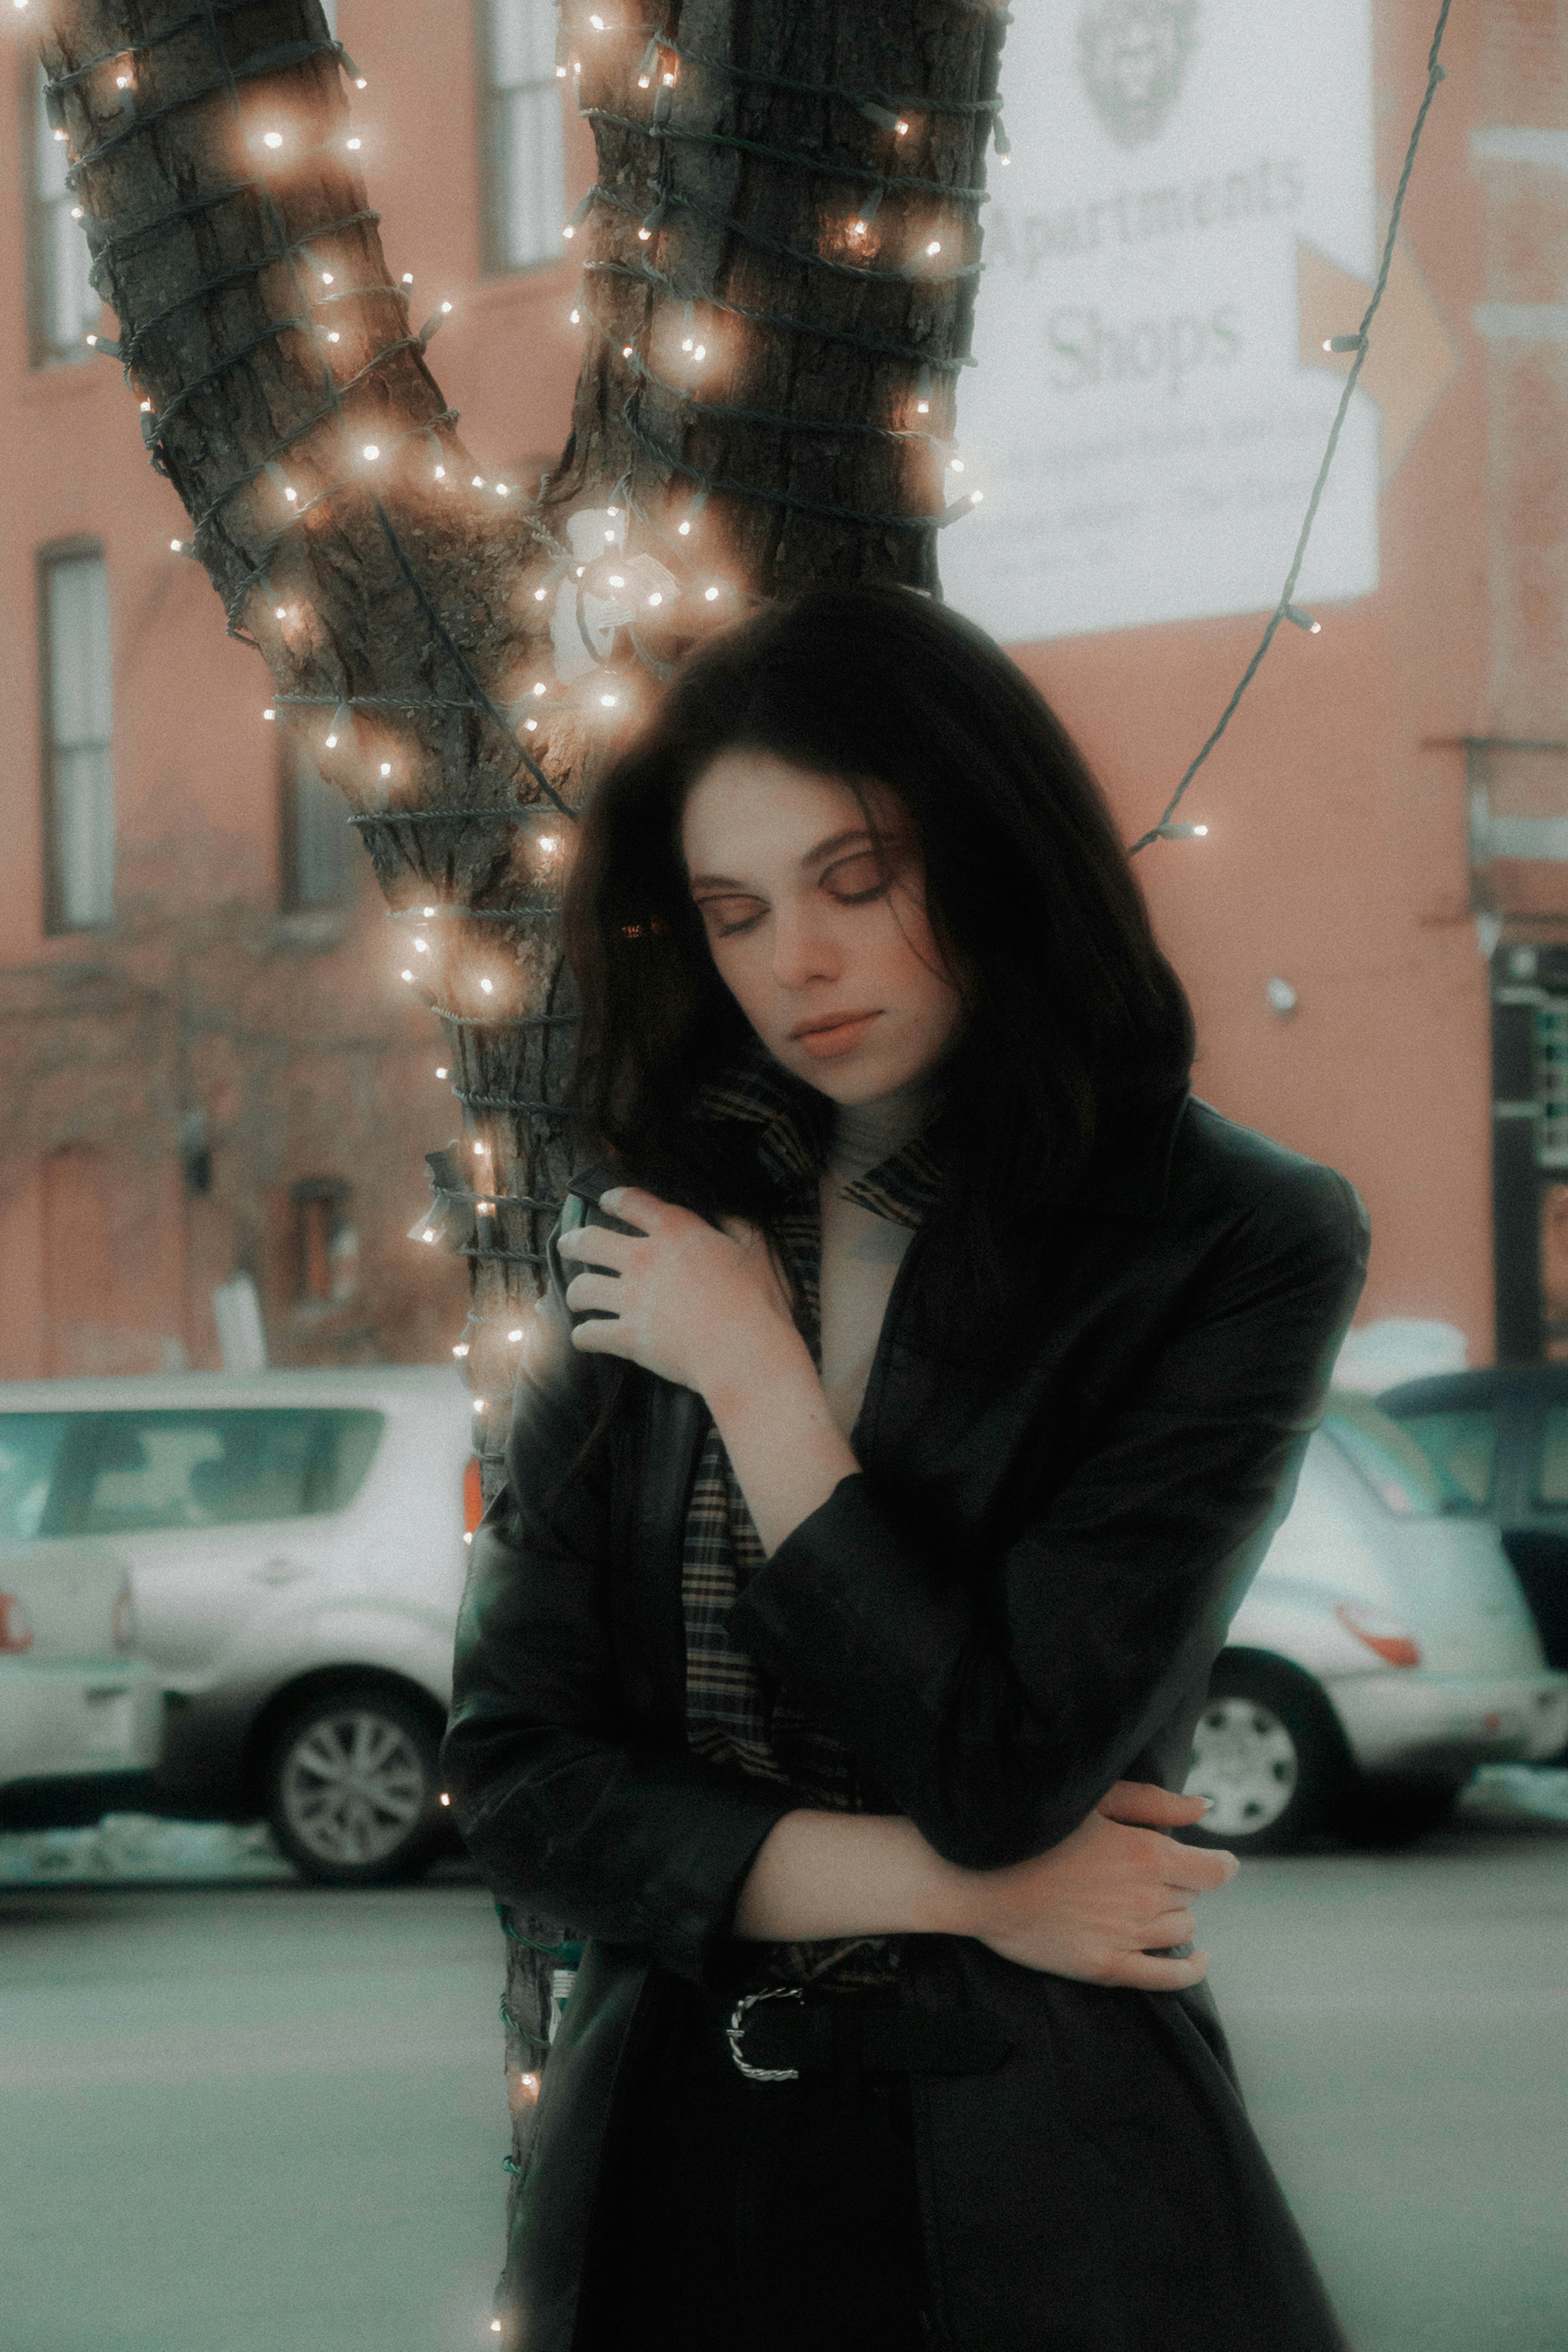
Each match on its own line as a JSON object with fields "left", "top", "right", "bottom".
{"left": 442, "top": 1091, "right": 1369, "bottom": 2352}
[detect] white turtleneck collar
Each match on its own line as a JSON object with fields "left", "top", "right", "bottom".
{"left": 824, "top": 1077, "right": 936, "bottom": 1186}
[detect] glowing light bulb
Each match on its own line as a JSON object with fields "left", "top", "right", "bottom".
{"left": 599, "top": 693, "right": 616, "bottom": 708}
{"left": 681, "top": 335, "right": 693, "bottom": 352}
{"left": 638, "top": 226, "right": 650, "bottom": 241}
{"left": 53, "top": 128, "right": 65, "bottom": 141}
{"left": 895, "top": 118, "right": 909, "bottom": 134}
{"left": 562, "top": 225, "right": 574, "bottom": 240}
{"left": 604, "top": 529, "right": 615, "bottom": 543}
{"left": 480, "top": 977, "right": 494, "bottom": 995}
{"left": 325, "top": 732, "right": 339, "bottom": 748}
{"left": 263, "top": 707, "right": 276, "bottom": 721}
{"left": 354, "top": 75, "right": 367, "bottom": 89}
{"left": 533, "top": 587, "right": 547, "bottom": 600}
{"left": 524, "top": 718, "right": 538, "bottom": 731}
{"left": 380, "top": 761, "right": 392, "bottom": 777}
{"left": 497, "top": 483, "right": 511, "bottom": 496}
{"left": 508, "top": 1328, "right": 523, "bottom": 1342}
{"left": 622, "top": 344, "right": 633, "bottom": 358}
{"left": 556, "top": 62, "right": 566, "bottom": 76}
{"left": 473, "top": 1142, "right": 485, "bottom": 1158}
{"left": 589, "top": 10, "right": 604, "bottom": 24}
{"left": 704, "top": 584, "right": 719, "bottom": 601}
{"left": 949, "top": 458, "right": 965, "bottom": 473}
{"left": 647, "top": 591, "right": 663, "bottom": 606}
{"left": 926, "top": 240, "right": 941, "bottom": 256}
{"left": 139, "top": 398, "right": 151, "bottom": 411}
{"left": 569, "top": 308, "right": 581, "bottom": 324}
{"left": 472, "top": 476, "right": 484, "bottom": 488}
{"left": 970, "top": 489, "right": 983, "bottom": 505}
{"left": 677, "top": 520, "right": 691, "bottom": 535}
{"left": 539, "top": 836, "right": 558, "bottom": 852}
{"left": 434, "top": 464, "right": 446, "bottom": 479}
{"left": 608, "top": 573, "right": 625, "bottom": 587}
{"left": 692, "top": 342, "right": 706, "bottom": 361}
{"left": 346, "top": 136, "right": 361, "bottom": 150}
{"left": 326, "top": 330, "right": 340, "bottom": 343}
{"left": 638, "top": 72, "right": 650, "bottom": 87}
{"left": 263, "top": 130, "right": 283, "bottom": 148}
{"left": 284, "top": 485, "right": 298, "bottom": 501}
{"left": 422, "top": 1229, "right": 437, "bottom": 1243}
{"left": 662, "top": 70, "right": 675, "bottom": 85}
{"left": 116, "top": 73, "right": 130, "bottom": 88}
{"left": 1194, "top": 825, "right": 1209, "bottom": 837}
{"left": 72, "top": 205, "right": 84, "bottom": 220}
{"left": 441, "top": 301, "right": 452, "bottom": 314}
{"left": 363, "top": 444, "right": 380, "bottom": 461}
{"left": 170, "top": 538, "right": 183, "bottom": 552}
{"left": 274, "top": 605, "right": 286, "bottom": 618}
{"left": 401, "top": 967, "right": 413, "bottom": 981}
{"left": 532, "top": 682, "right": 546, "bottom": 696}
{"left": 402, "top": 273, "right": 413, "bottom": 285}
{"left": 851, "top": 219, "right": 866, "bottom": 237}
{"left": 916, "top": 399, "right": 929, "bottom": 415}
{"left": 453, "top": 1342, "right": 469, "bottom": 1357}
{"left": 435, "top": 1065, "right": 448, "bottom": 1078}
{"left": 575, "top": 565, "right": 585, "bottom": 577}
{"left": 321, "top": 270, "right": 334, "bottom": 285}
{"left": 414, "top": 937, "right": 429, "bottom": 952}
{"left": 424, "top": 907, "right": 436, "bottom": 917}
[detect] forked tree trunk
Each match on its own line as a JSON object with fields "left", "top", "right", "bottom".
{"left": 44, "top": 0, "right": 1006, "bottom": 2189}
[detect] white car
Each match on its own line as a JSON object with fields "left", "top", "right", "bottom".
{"left": 0, "top": 1369, "right": 474, "bottom": 1884}
{"left": 1186, "top": 1392, "right": 1568, "bottom": 1850}
{"left": 0, "top": 1411, "right": 164, "bottom": 1827}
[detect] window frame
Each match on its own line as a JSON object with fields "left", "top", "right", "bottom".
{"left": 279, "top": 737, "right": 356, "bottom": 913}
{"left": 38, "top": 538, "right": 115, "bottom": 937}
{"left": 477, "top": 0, "right": 567, "bottom": 279}
{"left": 23, "top": 61, "right": 98, "bottom": 370}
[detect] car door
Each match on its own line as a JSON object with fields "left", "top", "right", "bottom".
{"left": 1498, "top": 1388, "right": 1568, "bottom": 1673}
{"left": 55, "top": 1406, "right": 384, "bottom": 1691}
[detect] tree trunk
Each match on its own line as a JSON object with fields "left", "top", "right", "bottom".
{"left": 44, "top": 0, "right": 1006, "bottom": 2197}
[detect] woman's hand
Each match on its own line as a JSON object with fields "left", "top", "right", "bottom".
{"left": 557, "top": 1185, "right": 805, "bottom": 1401}
{"left": 963, "top": 1783, "right": 1236, "bottom": 1991}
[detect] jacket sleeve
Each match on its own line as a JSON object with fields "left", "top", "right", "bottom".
{"left": 728, "top": 1160, "right": 1370, "bottom": 1871}
{"left": 439, "top": 1228, "right": 797, "bottom": 1989}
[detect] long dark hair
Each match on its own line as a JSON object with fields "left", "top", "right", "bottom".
{"left": 563, "top": 583, "right": 1193, "bottom": 1357}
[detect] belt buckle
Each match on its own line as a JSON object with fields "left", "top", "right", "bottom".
{"left": 726, "top": 1985, "right": 803, "bottom": 2081}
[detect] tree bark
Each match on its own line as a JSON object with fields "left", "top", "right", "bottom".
{"left": 44, "top": 0, "right": 1006, "bottom": 2194}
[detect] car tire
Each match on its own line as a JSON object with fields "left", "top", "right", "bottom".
{"left": 263, "top": 1681, "right": 445, "bottom": 1888}
{"left": 1332, "top": 1772, "right": 1466, "bottom": 1850}
{"left": 1181, "top": 1652, "right": 1351, "bottom": 1856}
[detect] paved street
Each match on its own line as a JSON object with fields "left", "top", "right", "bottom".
{"left": 1, "top": 1818, "right": 1565, "bottom": 2352}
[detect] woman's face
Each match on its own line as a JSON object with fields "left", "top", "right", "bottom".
{"left": 680, "top": 749, "right": 966, "bottom": 1105}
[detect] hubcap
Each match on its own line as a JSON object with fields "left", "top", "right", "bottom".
{"left": 279, "top": 1709, "right": 429, "bottom": 1865}
{"left": 1185, "top": 1695, "right": 1299, "bottom": 1836}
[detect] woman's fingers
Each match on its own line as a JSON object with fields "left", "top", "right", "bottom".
{"left": 562, "top": 1272, "right": 624, "bottom": 1316}
{"left": 1162, "top": 1843, "right": 1240, "bottom": 1894}
{"left": 599, "top": 1184, "right": 665, "bottom": 1233}
{"left": 1097, "top": 1780, "right": 1212, "bottom": 1829}
{"left": 558, "top": 1226, "right": 633, "bottom": 1271}
{"left": 1141, "top": 1907, "right": 1198, "bottom": 1948}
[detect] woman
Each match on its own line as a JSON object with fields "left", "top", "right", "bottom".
{"left": 442, "top": 584, "right": 1368, "bottom": 2352}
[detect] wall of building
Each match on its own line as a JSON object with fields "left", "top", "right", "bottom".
{"left": 0, "top": 1, "right": 1560, "bottom": 1378}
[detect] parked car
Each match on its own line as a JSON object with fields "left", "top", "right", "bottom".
{"left": 1182, "top": 1392, "right": 1568, "bottom": 1852}
{"left": 1379, "top": 1368, "right": 1568, "bottom": 1725}
{"left": 0, "top": 1369, "right": 475, "bottom": 1885}
{"left": 0, "top": 1410, "right": 164, "bottom": 1828}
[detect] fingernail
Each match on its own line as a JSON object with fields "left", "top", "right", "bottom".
{"left": 1197, "top": 1797, "right": 1215, "bottom": 1814}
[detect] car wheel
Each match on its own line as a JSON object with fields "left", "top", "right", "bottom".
{"left": 264, "top": 1683, "right": 444, "bottom": 1887}
{"left": 1333, "top": 1772, "right": 1465, "bottom": 1850}
{"left": 1181, "top": 1654, "right": 1349, "bottom": 1856}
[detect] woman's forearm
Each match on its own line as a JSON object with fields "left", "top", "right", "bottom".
{"left": 705, "top": 1333, "right": 859, "bottom": 1557}
{"left": 732, "top": 1807, "right": 977, "bottom": 1941}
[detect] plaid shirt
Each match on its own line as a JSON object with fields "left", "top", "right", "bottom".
{"left": 681, "top": 1052, "right": 944, "bottom": 1989}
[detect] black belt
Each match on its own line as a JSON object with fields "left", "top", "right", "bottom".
{"left": 725, "top": 1987, "right": 1012, "bottom": 2083}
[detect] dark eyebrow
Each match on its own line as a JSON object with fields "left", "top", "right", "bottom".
{"left": 688, "top": 827, "right": 882, "bottom": 895}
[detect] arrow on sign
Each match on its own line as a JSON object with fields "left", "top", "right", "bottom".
{"left": 1297, "top": 222, "right": 1462, "bottom": 485}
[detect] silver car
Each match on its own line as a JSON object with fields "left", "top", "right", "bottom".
{"left": 1185, "top": 1393, "right": 1568, "bottom": 1851}
{"left": 0, "top": 1369, "right": 474, "bottom": 1884}
{"left": 0, "top": 1411, "right": 164, "bottom": 1827}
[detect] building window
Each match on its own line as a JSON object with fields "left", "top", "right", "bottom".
{"left": 280, "top": 742, "right": 355, "bottom": 910}
{"left": 40, "top": 548, "right": 114, "bottom": 933}
{"left": 293, "top": 1182, "right": 359, "bottom": 1306}
{"left": 480, "top": 0, "right": 564, "bottom": 274}
{"left": 27, "top": 65, "right": 98, "bottom": 367}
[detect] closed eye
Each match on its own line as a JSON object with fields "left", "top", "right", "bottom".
{"left": 821, "top": 850, "right": 895, "bottom": 903}
{"left": 693, "top": 892, "right": 767, "bottom": 938}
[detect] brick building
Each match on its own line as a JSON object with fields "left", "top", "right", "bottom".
{"left": 0, "top": 1, "right": 1564, "bottom": 1377}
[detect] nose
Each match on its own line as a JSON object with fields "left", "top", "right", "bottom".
{"left": 769, "top": 898, "right": 841, "bottom": 992}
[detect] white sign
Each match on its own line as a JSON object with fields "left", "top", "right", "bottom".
{"left": 940, "top": 0, "right": 1379, "bottom": 643}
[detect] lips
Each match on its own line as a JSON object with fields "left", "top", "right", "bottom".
{"left": 791, "top": 1010, "right": 881, "bottom": 1058}
{"left": 790, "top": 1011, "right": 879, "bottom": 1039}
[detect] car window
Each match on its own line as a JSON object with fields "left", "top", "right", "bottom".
{"left": 59, "top": 1409, "right": 383, "bottom": 1536}
{"left": 1532, "top": 1403, "right": 1568, "bottom": 1506}
{"left": 0, "top": 1415, "right": 71, "bottom": 1542}
{"left": 1387, "top": 1407, "right": 1498, "bottom": 1511}
{"left": 1322, "top": 1398, "right": 1443, "bottom": 1518}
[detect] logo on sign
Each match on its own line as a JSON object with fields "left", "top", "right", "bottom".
{"left": 1076, "top": 0, "right": 1200, "bottom": 149}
